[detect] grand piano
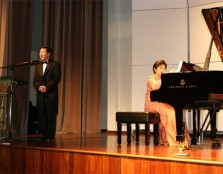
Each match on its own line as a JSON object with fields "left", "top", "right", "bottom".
{"left": 151, "top": 71, "right": 223, "bottom": 142}
{"left": 150, "top": 7, "right": 223, "bottom": 142}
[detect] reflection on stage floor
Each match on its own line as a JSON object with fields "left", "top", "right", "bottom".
{"left": 1, "top": 132, "right": 223, "bottom": 163}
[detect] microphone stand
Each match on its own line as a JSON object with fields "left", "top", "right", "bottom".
{"left": 0, "top": 60, "right": 38, "bottom": 144}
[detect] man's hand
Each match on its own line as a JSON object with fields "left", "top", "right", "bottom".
{"left": 39, "top": 85, "right": 47, "bottom": 93}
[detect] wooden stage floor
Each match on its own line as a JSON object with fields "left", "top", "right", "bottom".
{"left": 0, "top": 132, "right": 223, "bottom": 173}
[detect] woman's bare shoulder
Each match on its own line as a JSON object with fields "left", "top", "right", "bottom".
{"left": 147, "top": 75, "right": 155, "bottom": 81}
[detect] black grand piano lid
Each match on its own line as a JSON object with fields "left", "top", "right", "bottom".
{"left": 180, "top": 7, "right": 223, "bottom": 72}
{"left": 202, "top": 7, "right": 223, "bottom": 62}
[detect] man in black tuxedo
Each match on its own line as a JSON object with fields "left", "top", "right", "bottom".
{"left": 33, "top": 46, "right": 61, "bottom": 142}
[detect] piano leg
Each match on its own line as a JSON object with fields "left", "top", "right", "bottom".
{"left": 210, "top": 109, "right": 217, "bottom": 139}
{"left": 197, "top": 110, "right": 201, "bottom": 144}
{"left": 175, "top": 108, "right": 185, "bottom": 142}
{"left": 191, "top": 109, "right": 197, "bottom": 145}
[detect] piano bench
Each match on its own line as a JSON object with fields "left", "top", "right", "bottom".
{"left": 116, "top": 112, "right": 160, "bottom": 146}
{"left": 185, "top": 100, "right": 223, "bottom": 144}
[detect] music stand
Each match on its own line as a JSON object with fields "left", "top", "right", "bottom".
{"left": 0, "top": 75, "right": 19, "bottom": 142}
{"left": 0, "top": 60, "right": 37, "bottom": 144}
{"left": 0, "top": 77, "right": 11, "bottom": 138}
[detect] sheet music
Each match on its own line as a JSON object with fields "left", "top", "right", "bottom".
{"left": 169, "top": 61, "right": 183, "bottom": 73}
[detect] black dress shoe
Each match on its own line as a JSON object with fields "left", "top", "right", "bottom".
{"left": 39, "top": 137, "right": 45, "bottom": 141}
{"left": 40, "top": 137, "right": 51, "bottom": 142}
{"left": 42, "top": 136, "right": 55, "bottom": 142}
{"left": 44, "top": 138, "right": 51, "bottom": 142}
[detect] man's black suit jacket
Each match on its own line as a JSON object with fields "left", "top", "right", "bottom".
{"left": 33, "top": 59, "right": 61, "bottom": 116}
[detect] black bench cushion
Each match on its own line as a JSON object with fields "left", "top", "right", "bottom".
{"left": 116, "top": 112, "right": 159, "bottom": 123}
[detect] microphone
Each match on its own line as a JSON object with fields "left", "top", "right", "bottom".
{"left": 30, "top": 60, "right": 40, "bottom": 65}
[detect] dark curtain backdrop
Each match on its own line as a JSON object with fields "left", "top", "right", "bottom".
{"left": 0, "top": 0, "right": 32, "bottom": 134}
{"left": 42, "top": 0, "right": 103, "bottom": 133}
{"left": 0, "top": 0, "right": 103, "bottom": 135}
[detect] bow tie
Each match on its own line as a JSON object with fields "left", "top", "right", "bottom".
{"left": 41, "top": 61, "right": 48, "bottom": 64}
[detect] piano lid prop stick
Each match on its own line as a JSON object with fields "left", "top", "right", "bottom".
{"left": 203, "top": 30, "right": 215, "bottom": 71}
